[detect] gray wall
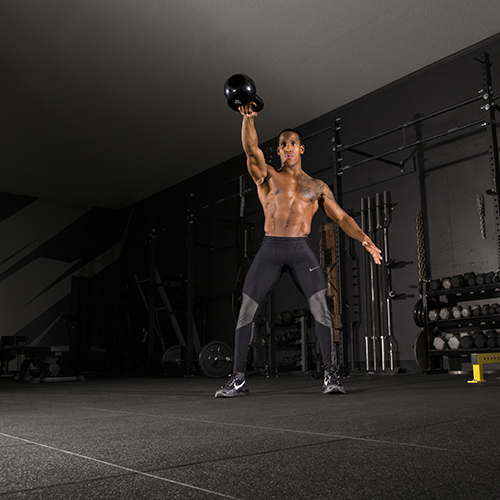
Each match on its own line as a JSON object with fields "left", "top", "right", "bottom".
{"left": 0, "top": 193, "right": 132, "bottom": 374}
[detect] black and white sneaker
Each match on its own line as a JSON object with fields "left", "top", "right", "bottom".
{"left": 322, "top": 371, "right": 346, "bottom": 394}
{"left": 215, "top": 374, "right": 249, "bottom": 398}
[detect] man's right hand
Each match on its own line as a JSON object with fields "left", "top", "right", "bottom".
{"left": 239, "top": 103, "right": 259, "bottom": 118}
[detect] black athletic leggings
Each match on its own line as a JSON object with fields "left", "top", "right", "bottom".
{"left": 233, "top": 236, "right": 337, "bottom": 373}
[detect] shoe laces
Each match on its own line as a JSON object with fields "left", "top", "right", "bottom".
{"left": 224, "top": 374, "right": 241, "bottom": 389}
{"left": 324, "top": 371, "right": 339, "bottom": 385}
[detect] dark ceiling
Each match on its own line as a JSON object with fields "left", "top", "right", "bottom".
{"left": 1, "top": 1, "right": 500, "bottom": 209}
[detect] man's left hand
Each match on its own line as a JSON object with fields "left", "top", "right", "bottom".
{"left": 362, "top": 239, "right": 383, "bottom": 265}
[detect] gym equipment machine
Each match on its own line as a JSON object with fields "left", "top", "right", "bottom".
{"left": 18, "top": 345, "right": 81, "bottom": 384}
{"left": 135, "top": 269, "right": 233, "bottom": 378}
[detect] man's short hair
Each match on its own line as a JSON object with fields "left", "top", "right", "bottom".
{"left": 278, "top": 128, "right": 303, "bottom": 145}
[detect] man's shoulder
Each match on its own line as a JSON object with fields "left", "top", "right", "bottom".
{"left": 298, "top": 173, "right": 327, "bottom": 187}
{"left": 297, "top": 175, "right": 335, "bottom": 202}
{"left": 293, "top": 174, "right": 329, "bottom": 202}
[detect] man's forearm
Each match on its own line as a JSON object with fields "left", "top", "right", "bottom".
{"left": 338, "top": 215, "right": 369, "bottom": 243}
{"left": 241, "top": 116, "right": 259, "bottom": 155}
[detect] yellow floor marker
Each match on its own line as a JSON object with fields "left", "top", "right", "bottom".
{"left": 468, "top": 352, "right": 500, "bottom": 383}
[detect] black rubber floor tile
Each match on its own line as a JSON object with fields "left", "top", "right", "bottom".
{"left": 158, "top": 438, "right": 500, "bottom": 500}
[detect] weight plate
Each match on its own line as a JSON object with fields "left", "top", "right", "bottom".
{"left": 413, "top": 330, "right": 428, "bottom": 372}
{"left": 413, "top": 299, "right": 423, "bottom": 327}
{"left": 198, "top": 341, "right": 233, "bottom": 378}
{"left": 419, "top": 300, "right": 427, "bottom": 327}
{"left": 161, "top": 345, "right": 183, "bottom": 377}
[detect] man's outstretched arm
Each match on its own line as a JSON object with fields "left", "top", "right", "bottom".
{"left": 319, "top": 183, "right": 383, "bottom": 264}
{"left": 239, "top": 103, "right": 268, "bottom": 186}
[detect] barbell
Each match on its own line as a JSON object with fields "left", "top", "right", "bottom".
{"left": 162, "top": 340, "right": 233, "bottom": 378}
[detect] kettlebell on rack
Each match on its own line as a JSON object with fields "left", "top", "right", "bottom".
{"left": 224, "top": 73, "right": 264, "bottom": 112}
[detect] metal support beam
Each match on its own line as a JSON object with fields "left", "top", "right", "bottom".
{"left": 340, "top": 119, "right": 484, "bottom": 172}
{"left": 481, "top": 52, "right": 500, "bottom": 268}
{"left": 187, "top": 195, "right": 195, "bottom": 376}
{"left": 338, "top": 93, "right": 484, "bottom": 153}
{"left": 147, "top": 225, "right": 157, "bottom": 373}
{"left": 332, "top": 118, "right": 349, "bottom": 373}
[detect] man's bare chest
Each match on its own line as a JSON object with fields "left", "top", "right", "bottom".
{"left": 268, "top": 174, "right": 322, "bottom": 203}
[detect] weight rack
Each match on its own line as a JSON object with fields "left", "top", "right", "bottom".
{"left": 331, "top": 51, "right": 500, "bottom": 372}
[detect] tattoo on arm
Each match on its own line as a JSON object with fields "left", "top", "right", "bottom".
{"left": 322, "top": 188, "right": 335, "bottom": 201}
{"left": 298, "top": 176, "right": 331, "bottom": 202}
{"left": 316, "top": 181, "right": 338, "bottom": 214}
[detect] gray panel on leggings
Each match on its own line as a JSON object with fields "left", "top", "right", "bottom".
{"left": 308, "top": 289, "right": 331, "bottom": 327}
{"left": 236, "top": 293, "right": 260, "bottom": 329}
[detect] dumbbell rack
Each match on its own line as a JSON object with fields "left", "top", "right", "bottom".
{"left": 421, "top": 280, "right": 500, "bottom": 372}
{"left": 253, "top": 310, "right": 314, "bottom": 375}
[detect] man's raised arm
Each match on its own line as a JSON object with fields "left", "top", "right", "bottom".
{"left": 239, "top": 103, "right": 268, "bottom": 186}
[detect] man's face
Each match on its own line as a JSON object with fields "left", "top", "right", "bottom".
{"left": 277, "top": 131, "right": 304, "bottom": 168}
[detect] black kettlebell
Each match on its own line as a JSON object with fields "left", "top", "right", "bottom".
{"left": 224, "top": 73, "right": 264, "bottom": 112}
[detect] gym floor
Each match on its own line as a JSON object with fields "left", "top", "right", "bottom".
{"left": 1, "top": 371, "right": 499, "bottom": 499}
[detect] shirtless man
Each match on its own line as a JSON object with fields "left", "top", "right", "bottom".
{"left": 215, "top": 103, "right": 382, "bottom": 397}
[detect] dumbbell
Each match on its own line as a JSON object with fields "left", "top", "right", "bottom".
{"left": 484, "top": 330, "right": 498, "bottom": 348}
{"left": 464, "top": 272, "right": 477, "bottom": 286}
{"left": 484, "top": 271, "right": 496, "bottom": 283}
{"left": 441, "top": 277, "right": 452, "bottom": 290}
{"left": 447, "top": 334, "right": 461, "bottom": 350}
{"left": 452, "top": 306, "right": 462, "bottom": 319}
{"left": 429, "top": 279, "right": 442, "bottom": 291}
{"left": 477, "top": 271, "right": 496, "bottom": 284}
{"left": 481, "top": 304, "right": 491, "bottom": 316}
{"left": 296, "top": 309, "right": 309, "bottom": 318}
{"left": 428, "top": 309, "right": 440, "bottom": 321}
{"left": 471, "top": 304, "right": 481, "bottom": 317}
{"left": 459, "top": 332, "right": 473, "bottom": 349}
{"left": 451, "top": 275, "right": 465, "bottom": 288}
{"left": 470, "top": 331, "right": 487, "bottom": 348}
{"left": 433, "top": 336, "right": 447, "bottom": 350}
{"left": 461, "top": 305, "right": 472, "bottom": 318}
{"left": 439, "top": 307, "right": 452, "bottom": 320}
{"left": 489, "top": 303, "right": 500, "bottom": 314}
{"left": 476, "top": 273, "right": 487, "bottom": 285}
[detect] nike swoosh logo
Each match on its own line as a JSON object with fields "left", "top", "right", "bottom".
{"left": 309, "top": 266, "right": 320, "bottom": 272}
{"left": 234, "top": 381, "right": 245, "bottom": 390}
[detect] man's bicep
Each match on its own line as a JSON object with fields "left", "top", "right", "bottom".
{"left": 247, "top": 150, "right": 268, "bottom": 185}
{"left": 320, "top": 187, "right": 345, "bottom": 222}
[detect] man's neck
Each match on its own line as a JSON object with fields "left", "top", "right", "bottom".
{"left": 280, "top": 163, "right": 303, "bottom": 176}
